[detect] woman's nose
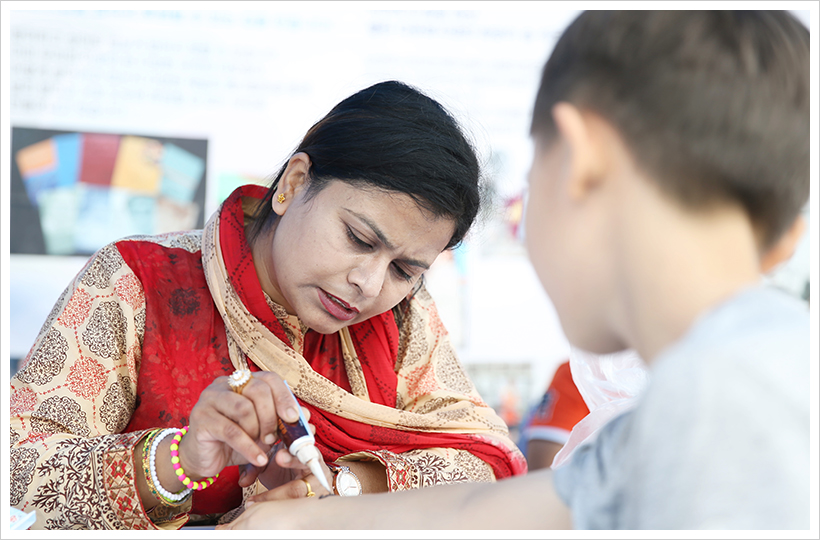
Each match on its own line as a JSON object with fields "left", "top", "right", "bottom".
{"left": 348, "top": 258, "right": 387, "bottom": 298}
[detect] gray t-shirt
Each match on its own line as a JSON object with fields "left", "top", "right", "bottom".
{"left": 553, "top": 286, "right": 810, "bottom": 529}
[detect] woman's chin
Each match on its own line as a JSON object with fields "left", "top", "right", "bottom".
{"left": 299, "top": 313, "right": 351, "bottom": 335}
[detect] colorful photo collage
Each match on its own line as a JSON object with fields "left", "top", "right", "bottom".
{"left": 11, "top": 127, "right": 207, "bottom": 256}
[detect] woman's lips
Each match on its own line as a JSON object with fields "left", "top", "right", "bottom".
{"left": 318, "top": 289, "right": 359, "bottom": 321}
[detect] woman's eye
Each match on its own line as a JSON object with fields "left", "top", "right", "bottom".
{"left": 392, "top": 263, "right": 412, "bottom": 282}
{"left": 346, "top": 225, "right": 412, "bottom": 282}
{"left": 346, "top": 227, "right": 372, "bottom": 249}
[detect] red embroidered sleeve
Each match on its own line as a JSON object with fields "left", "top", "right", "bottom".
{"left": 342, "top": 447, "right": 495, "bottom": 492}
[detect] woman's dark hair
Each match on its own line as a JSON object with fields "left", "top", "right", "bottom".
{"left": 248, "top": 80, "right": 482, "bottom": 250}
{"left": 531, "top": 11, "right": 809, "bottom": 249}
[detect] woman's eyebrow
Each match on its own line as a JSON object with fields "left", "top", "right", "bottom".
{"left": 345, "top": 209, "right": 431, "bottom": 270}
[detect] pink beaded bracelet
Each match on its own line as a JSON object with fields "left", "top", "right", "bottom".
{"left": 169, "top": 426, "right": 219, "bottom": 491}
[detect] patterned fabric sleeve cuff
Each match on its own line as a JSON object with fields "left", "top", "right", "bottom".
{"left": 103, "top": 430, "right": 188, "bottom": 529}
{"left": 337, "top": 449, "right": 418, "bottom": 492}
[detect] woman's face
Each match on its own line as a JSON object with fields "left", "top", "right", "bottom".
{"left": 252, "top": 166, "right": 455, "bottom": 334}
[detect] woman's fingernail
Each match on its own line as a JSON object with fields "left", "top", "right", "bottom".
{"left": 257, "top": 453, "right": 268, "bottom": 466}
{"left": 264, "top": 433, "right": 276, "bottom": 445}
{"left": 287, "top": 407, "right": 299, "bottom": 422}
{"left": 245, "top": 500, "right": 255, "bottom": 508}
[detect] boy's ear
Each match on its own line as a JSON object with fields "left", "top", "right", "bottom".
{"left": 760, "top": 215, "right": 806, "bottom": 274}
{"left": 273, "top": 152, "right": 311, "bottom": 216}
{"left": 552, "top": 102, "right": 607, "bottom": 200}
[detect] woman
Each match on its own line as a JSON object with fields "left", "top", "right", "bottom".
{"left": 10, "top": 81, "right": 526, "bottom": 529}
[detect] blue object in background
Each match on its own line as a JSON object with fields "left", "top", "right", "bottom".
{"left": 161, "top": 143, "right": 205, "bottom": 204}
{"left": 73, "top": 184, "right": 114, "bottom": 254}
{"left": 53, "top": 133, "right": 83, "bottom": 189}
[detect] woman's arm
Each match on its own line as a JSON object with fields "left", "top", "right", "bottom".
{"left": 10, "top": 244, "right": 166, "bottom": 529}
{"left": 342, "top": 447, "right": 495, "bottom": 492}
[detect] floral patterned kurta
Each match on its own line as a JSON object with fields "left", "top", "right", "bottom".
{"left": 10, "top": 226, "right": 523, "bottom": 529}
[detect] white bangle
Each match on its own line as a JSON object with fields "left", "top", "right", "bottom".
{"left": 149, "top": 428, "right": 192, "bottom": 502}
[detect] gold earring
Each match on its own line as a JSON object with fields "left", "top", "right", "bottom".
{"left": 277, "top": 194, "right": 286, "bottom": 204}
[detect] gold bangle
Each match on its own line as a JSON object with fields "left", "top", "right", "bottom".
{"left": 141, "top": 428, "right": 189, "bottom": 507}
{"left": 141, "top": 429, "right": 164, "bottom": 503}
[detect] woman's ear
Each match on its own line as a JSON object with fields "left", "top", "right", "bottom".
{"left": 273, "top": 152, "right": 311, "bottom": 216}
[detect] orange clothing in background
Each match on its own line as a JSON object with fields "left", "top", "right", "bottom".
{"left": 520, "top": 361, "right": 590, "bottom": 448}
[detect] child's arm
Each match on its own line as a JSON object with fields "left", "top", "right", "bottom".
{"left": 218, "top": 467, "right": 572, "bottom": 530}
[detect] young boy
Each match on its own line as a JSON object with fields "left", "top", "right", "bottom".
{"left": 218, "top": 11, "right": 810, "bottom": 530}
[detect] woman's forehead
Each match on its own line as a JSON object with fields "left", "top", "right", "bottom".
{"left": 323, "top": 183, "right": 454, "bottom": 254}
{"left": 321, "top": 181, "right": 447, "bottom": 222}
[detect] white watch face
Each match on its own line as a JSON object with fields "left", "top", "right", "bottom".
{"left": 336, "top": 470, "right": 361, "bottom": 496}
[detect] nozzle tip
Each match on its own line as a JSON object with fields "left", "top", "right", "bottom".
{"left": 309, "top": 459, "right": 332, "bottom": 492}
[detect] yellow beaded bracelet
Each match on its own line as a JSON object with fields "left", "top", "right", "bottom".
{"left": 169, "top": 426, "right": 219, "bottom": 491}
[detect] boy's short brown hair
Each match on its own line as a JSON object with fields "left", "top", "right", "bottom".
{"left": 531, "top": 11, "right": 809, "bottom": 249}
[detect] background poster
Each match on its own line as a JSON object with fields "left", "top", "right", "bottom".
{"left": 11, "top": 127, "right": 207, "bottom": 256}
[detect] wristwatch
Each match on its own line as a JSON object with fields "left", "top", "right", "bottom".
{"left": 329, "top": 464, "right": 362, "bottom": 496}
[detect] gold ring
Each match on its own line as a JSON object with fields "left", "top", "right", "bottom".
{"left": 301, "top": 478, "right": 315, "bottom": 498}
{"left": 228, "top": 369, "right": 252, "bottom": 395}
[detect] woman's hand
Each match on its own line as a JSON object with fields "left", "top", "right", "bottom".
{"left": 177, "top": 371, "right": 301, "bottom": 484}
{"left": 247, "top": 446, "right": 334, "bottom": 501}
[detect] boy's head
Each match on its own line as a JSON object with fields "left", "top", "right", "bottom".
{"left": 525, "top": 11, "right": 810, "bottom": 356}
{"left": 530, "top": 11, "right": 809, "bottom": 250}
